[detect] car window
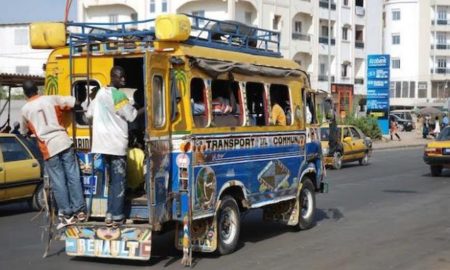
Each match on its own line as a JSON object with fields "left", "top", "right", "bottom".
{"left": 437, "top": 127, "right": 450, "bottom": 141}
{"left": 0, "top": 137, "right": 32, "bottom": 162}
{"left": 343, "top": 127, "right": 352, "bottom": 139}
{"left": 350, "top": 127, "right": 362, "bottom": 139}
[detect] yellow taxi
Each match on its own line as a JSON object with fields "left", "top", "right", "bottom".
{"left": 424, "top": 126, "right": 450, "bottom": 176}
{"left": 320, "top": 124, "right": 372, "bottom": 169}
{"left": 0, "top": 134, "right": 43, "bottom": 209}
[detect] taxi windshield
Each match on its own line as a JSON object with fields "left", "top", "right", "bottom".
{"left": 437, "top": 127, "right": 450, "bottom": 141}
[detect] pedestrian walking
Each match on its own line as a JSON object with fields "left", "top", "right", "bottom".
{"left": 20, "top": 80, "right": 86, "bottom": 229}
{"left": 442, "top": 113, "right": 448, "bottom": 128}
{"left": 431, "top": 116, "right": 440, "bottom": 137}
{"left": 86, "top": 66, "right": 144, "bottom": 227}
{"left": 390, "top": 117, "right": 401, "bottom": 141}
{"left": 423, "top": 115, "right": 430, "bottom": 139}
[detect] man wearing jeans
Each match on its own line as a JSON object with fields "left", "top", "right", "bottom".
{"left": 21, "top": 80, "right": 86, "bottom": 229}
{"left": 86, "top": 66, "right": 140, "bottom": 227}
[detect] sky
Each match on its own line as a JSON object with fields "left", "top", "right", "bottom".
{"left": 0, "top": 0, "right": 77, "bottom": 24}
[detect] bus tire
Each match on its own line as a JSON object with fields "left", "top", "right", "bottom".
{"left": 295, "top": 177, "right": 316, "bottom": 230}
{"left": 217, "top": 195, "right": 240, "bottom": 255}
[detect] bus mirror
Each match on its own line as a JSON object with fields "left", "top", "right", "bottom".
{"left": 29, "top": 22, "right": 66, "bottom": 49}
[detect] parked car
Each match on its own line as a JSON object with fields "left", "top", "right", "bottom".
{"left": 389, "top": 113, "right": 414, "bottom": 131}
{"left": 424, "top": 126, "right": 450, "bottom": 176}
{"left": 0, "top": 133, "right": 44, "bottom": 210}
{"left": 320, "top": 124, "right": 372, "bottom": 169}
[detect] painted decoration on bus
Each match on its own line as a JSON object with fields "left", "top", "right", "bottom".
{"left": 258, "top": 160, "right": 290, "bottom": 192}
{"left": 194, "top": 166, "right": 217, "bottom": 211}
{"left": 65, "top": 226, "right": 152, "bottom": 260}
{"left": 176, "top": 217, "right": 217, "bottom": 253}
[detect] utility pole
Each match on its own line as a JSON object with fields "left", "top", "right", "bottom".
{"left": 328, "top": 0, "right": 332, "bottom": 93}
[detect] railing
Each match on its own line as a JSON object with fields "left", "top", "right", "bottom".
{"left": 432, "top": 19, "right": 450, "bottom": 25}
{"left": 430, "top": 68, "right": 450, "bottom": 74}
{"left": 355, "top": 41, "right": 364, "bottom": 49}
{"left": 67, "top": 14, "right": 282, "bottom": 58}
{"left": 292, "top": 33, "right": 311, "bottom": 41}
{"left": 319, "top": 1, "right": 336, "bottom": 10}
{"left": 431, "top": 44, "right": 450, "bottom": 50}
{"left": 355, "top": 78, "right": 364, "bottom": 85}
{"left": 319, "top": 37, "right": 336, "bottom": 45}
{"left": 318, "top": 75, "right": 335, "bottom": 82}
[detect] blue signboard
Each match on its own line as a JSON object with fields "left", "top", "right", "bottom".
{"left": 367, "top": 54, "right": 390, "bottom": 135}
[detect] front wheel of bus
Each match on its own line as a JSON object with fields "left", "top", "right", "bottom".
{"left": 217, "top": 195, "right": 240, "bottom": 255}
{"left": 296, "top": 178, "right": 316, "bottom": 230}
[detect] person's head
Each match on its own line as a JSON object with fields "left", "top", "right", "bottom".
{"left": 110, "top": 66, "right": 126, "bottom": 89}
{"left": 22, "top": 80, "right": 38, "bottom": 99}
{"left": 12, "top": 121, "right": 20, "bottom": 130}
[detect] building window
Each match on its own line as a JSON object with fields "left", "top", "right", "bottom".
{"left": 343, "top": 0, "right": 349, "bottom": 6}
{"left": 437, "top": 7, "right": 447, "bottom": 20}
{"left": 390, "top": 81, "right": 395, "bottom": 97}
{"left": 273, "top": 15, "right": 281, "bottom": 30}
{"left": 321, "top": 25, "right": 329, "bottom": 37}
{"left": 341, "top": 63, "right": 349, "bottom": 78}
{"left": 245, "top": 12, "right": 252, "bottom": 25}
{"left": 342, "top": 27, "right": 348, "bottom": 41}
{"left": 150, "top": 0, "right": 155, "bottom": 13}
{"left": 409, "top": 81, "right": 415, "bottom": 98}
{"left": 392, "top": 34, "right": 400, "bottom": 45}
{"left": 109, "top": 14, "right": 118, "bottom": 24}
{"left": 131, "top": 13, "right": 138, "bottom": 22}
{"left": 15, "top": 66, "right": 29, "bottom": 74}
{"left": 392, "top": 10, "right": 401, "bottom": 21}
{"left": 395, "top": 81, "right": 401, "bottom": 98}
{"left": 14, "top": 29, "right": 28, "bottom": 46}
{"left": 294, "top": 21, "right": 302, "bottom": 33}
{"left": 392, "top": 59, "right": 401, "bottom": 69}
{"left": 402, "top": 81, "right": 409, "bottom": 98}
{"left": 355, "top": 0, "right": 364, "bottom": 8}
{"left": 162, "top": 0, "right": 167, "bottom": 12}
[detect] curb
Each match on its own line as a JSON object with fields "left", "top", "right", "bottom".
{"left": 373, "top": 143, "right": 426, "bottom": 151}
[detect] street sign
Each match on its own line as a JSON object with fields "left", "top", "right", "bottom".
{"left": 367, "top": 54, "right": 390, "bottom": 135}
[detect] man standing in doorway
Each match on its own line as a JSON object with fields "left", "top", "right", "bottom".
{"left": 21, "top": 80, "right": 86, "bottom": 229}
{"left": 86, "top": 66, "right": 141, "bottom": 227}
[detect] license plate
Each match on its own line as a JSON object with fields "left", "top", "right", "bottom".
{"left": 65, "top": 226, "right": 152, "bottom": 260}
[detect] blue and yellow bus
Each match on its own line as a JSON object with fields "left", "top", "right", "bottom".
{"left": 30, "top": 14, "right": 327, "bottom": 264}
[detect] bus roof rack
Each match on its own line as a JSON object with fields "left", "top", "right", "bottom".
{"left": 66, "top": 14, "right": 282, "bottom": 58}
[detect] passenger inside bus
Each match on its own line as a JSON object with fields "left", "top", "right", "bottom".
{"left": 190, "top": 78, "right": 208, "bottom": 127}
{"left": 269, "top": 84, "right": 291, "bottom": 126}
{"left": 211, "top": 80, "right": 241, "bottom": 127}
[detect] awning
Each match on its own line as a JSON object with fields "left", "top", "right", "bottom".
{"left": 0, "top": 73, "right": 45, "bottom": 87}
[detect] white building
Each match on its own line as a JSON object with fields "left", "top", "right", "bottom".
{"left": 384, "top": 0, "right": 450, "bottom": 109}
{"left": 0, "top": 23, "right": 50, "bottom": 76}
{"left": 78, "top": 0, "right": 368, "bottom": 97}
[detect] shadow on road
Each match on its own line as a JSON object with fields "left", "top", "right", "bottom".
{"left": 316, "top": 208, "right": 344, "bottom": 222}
{"left": 0, "top": 201, "right": 33, "bottom": 217}
{"left": 382, "top": 189, "right": 419, "bottom": 194}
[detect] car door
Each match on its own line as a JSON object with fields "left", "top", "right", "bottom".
{"left": 350, "top": 127, "right": 366, "bottom": 159}
{"left": 342, "top": 127, "right": 354, "bottom": 160}
{"left": 0, "top": 136, "right": 41, "bottom": 201}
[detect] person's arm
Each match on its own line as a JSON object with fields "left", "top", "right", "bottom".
{"left": 19, "top": 115, "right": 30, "bottom": 136}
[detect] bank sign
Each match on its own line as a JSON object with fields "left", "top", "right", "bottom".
{"left": 367, "top": 54, "right": 390, "bottom": 135}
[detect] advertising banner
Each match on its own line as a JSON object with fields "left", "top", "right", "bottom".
{"left": 367, "top": 54, "right": 390, "bottom": 135}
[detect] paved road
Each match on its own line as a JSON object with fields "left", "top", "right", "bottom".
{"left": 2, "top": 148, "right": 450, "bottom": 270}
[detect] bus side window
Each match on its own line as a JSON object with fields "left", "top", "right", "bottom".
{"left": 269, "top": 84, "right": 291, "bottom": 126}
{"left": 211, "top": 79, "right": 242, "bottom": 127}
{"left": 190, "top": 78, "right": 208, "bottom": 128}
{"left": 246, "top": 82, "right": 267, "bottom": 126}
{"left": 73, "top": 80, "right": 100, "bottom": 126}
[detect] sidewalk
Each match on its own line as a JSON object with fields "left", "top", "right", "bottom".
{"left": 372, "top": 130, "right": 431, "bottom": 150}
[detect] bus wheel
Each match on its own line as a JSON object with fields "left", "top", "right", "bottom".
{"left": 217, "top": 195, "right": 240, "bottom": 255}
{"left": 295, "top": 177, "right": 316, "bottom": 230}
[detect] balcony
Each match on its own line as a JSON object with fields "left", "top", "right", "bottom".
{"left": 355, "top": 6, "right": 365, "bottom": 16}
{"left": 431, "top": 44, "right": 450, "bottom": 50}
{"left": 355, "top": 41, "right": 364, "bottom": 49}
{"left": 319, "top": 37, "right": 336, "bottom": 45}
{"left": 355, "top": 78, "right": 364, "bottom": 85}
{"left": 432, "top": 19, "right": 450, "bottom": 25}
{"left": 319, "top": 0, "right": 336, "bottom": 10}
{"left": 292, "top": 33, "right": 311, "bottom": 41}
{"left": 431, "top": 68, "right": 450, "bottom": 74}
{"left": 318, "top": 75, "right": 335, "bottom": 82}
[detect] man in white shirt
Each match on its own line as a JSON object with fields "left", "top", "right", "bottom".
{"left": 21, "top": 80, "right": 86, "bottom": 229}
{"left": 86, "top": 66, "right": 141, "bottom": 227}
